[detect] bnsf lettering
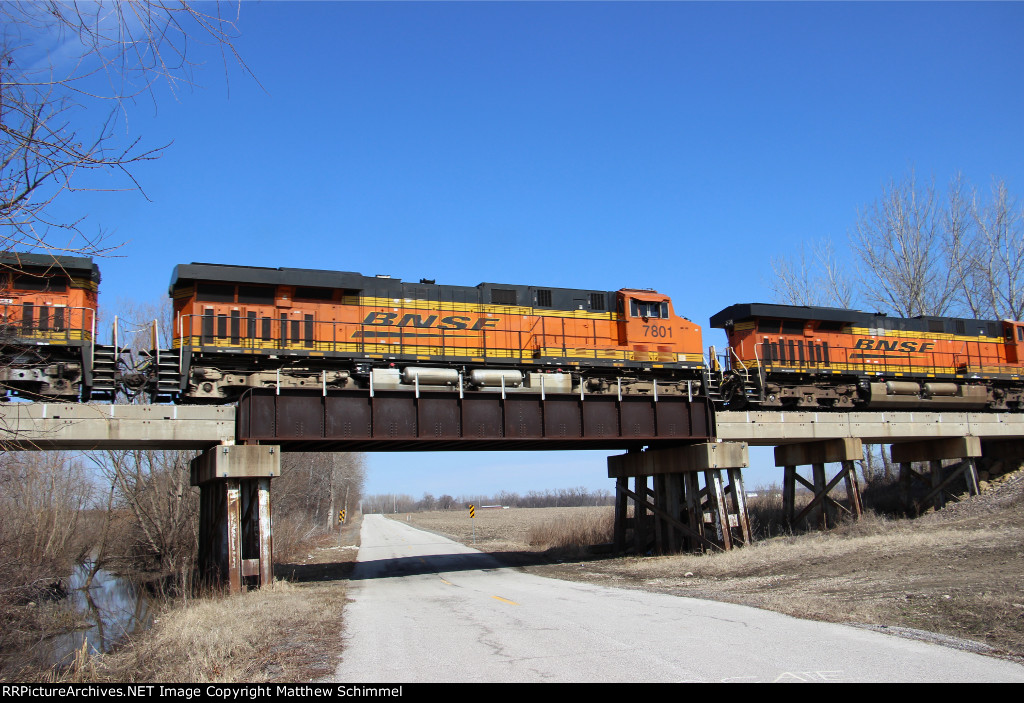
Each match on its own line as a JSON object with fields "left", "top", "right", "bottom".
{"left": 439, "top": 315, "right": 470, "bottom": 329}
{"left": 362, "top": 312, "right": 498, "bottom": 330}
{"left": 854, "top": 338, "right": 935, "bottom": 353}
{"left": 363, "top": 312, "right": 397, "bottom": 325}
{"left": 398, "top": 314, "right": 438, "bottom": 327}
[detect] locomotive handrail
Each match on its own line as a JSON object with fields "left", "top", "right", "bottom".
{"left": 90, "top": 311, "right": 96, "bottom": 381}
{"left": 173, "top": 308, "right": 691, "bottom": 375}
{"left": 179, "top": 313, "right": 184, "bottom": 373}
{"left": 0, "top": 303, "right": 96, "bottom": 344}
{"left": 733, "top": 345, "right": 750, "bottom": 374}
{"left": 751, "top": 342, "right": 765, "bottom": 401}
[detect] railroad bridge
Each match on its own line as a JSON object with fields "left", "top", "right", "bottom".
{"left": 3, "top": 392, "right": 1023, "bottom": 592}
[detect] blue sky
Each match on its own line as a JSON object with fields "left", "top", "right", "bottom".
{"left": 39, "top": 1, "right": 1024, "bottom": 496}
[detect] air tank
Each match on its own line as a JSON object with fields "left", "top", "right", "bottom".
{"left": 923, "top": 383, "right": 958, "bottom": 396}
{"left": 468, "top": 369, "right": 523, "bottom": 387}
{"left": 885, "top": 381, "right": 921, "bottom": 395}
{"left": 401, "top": 367, "right": 459, "bottom": 386}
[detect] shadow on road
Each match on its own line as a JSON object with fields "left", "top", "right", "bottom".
{"left": 276, "top": 548, "right": 606, "bottom": 583}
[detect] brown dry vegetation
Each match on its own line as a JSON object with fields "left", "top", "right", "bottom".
{"left": 395, "top": 471, "right": 1024, "bottom": 660}
{"left": 0, "top": 447, "right": 365, "bottom": 682}
{"left": 39, "top": 518, "right": 362, "bottom": 683}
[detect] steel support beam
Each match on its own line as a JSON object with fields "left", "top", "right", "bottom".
{"left": 236, "top": 389, "right": 714, "bottom": 450}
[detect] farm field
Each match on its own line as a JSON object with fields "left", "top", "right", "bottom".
{"left": 390, "top": 473, "right": 1024, "bottom": 661}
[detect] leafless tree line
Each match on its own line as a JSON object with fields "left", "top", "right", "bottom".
{"left": 770, "top": 171, "right": 1024, "bottom": 321}
{"left": 276, "top": 452, "right": 366, "bottom": 529}
{"left": 362, "top": 487, "right": 614, "bottom": 514}
{"left": 0, "top": 447, "right": 367, "bottom": 583}
{"left": 770, "top": 170, "right": 1024, "bottom": 487}
{"left": 0, "top": 452, "right": 92, "bottom": 595}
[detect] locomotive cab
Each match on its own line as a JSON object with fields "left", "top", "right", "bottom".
{"left": 1004, "top": 321, "right": 1024, "bottom": 364}
{"left": 616, "top": 290, "right": 702, "bottom": 364}
{"left": 0, "top": 252, "right": 99, "bottom": 400}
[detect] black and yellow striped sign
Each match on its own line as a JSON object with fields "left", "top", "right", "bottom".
{"left": 339, "top": 509, "right": 346, "bottom": 524}
{"left": 469, "top": 505, "right": 475, "bottom": 519}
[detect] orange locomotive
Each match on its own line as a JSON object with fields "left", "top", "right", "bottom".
{"left": 0, "top": 252, "right": 108, "bottom": 400}
{"left": 710, "top": 303, "right": 1024, "bottom": 411}
{"left": 169, "top": 263, "right": 705, "bottom": 402}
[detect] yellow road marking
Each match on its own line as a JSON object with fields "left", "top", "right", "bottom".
{"left": 492, "top": 596, "right": 519, "bottom": 606}
{"left": 440, "top": 577, "right": 453, "bottom": 586}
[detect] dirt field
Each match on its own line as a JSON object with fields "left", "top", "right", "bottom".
{"left": 392, "top": 473, "right": 1024, "bottom": 661}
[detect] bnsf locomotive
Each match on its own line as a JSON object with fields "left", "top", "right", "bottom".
{"left": 0, "top": 252, "right": 109, "bottom": 400}
{"left": 3, "top": 251, "right": 1024, "bottom": 413}
{"left": 169, "top": 262, "right": 705, "bottom": 402}
{"left": 710, "top": 303, "right": 1024, "bottom": 411}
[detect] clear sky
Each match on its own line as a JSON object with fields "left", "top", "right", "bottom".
{"left": 41, "top": 1, "right": 1024, "bottom": 496}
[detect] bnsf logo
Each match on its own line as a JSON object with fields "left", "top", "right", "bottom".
{"left": 854, "top": 338, "right": 935, "bottom": 353}
{"left": 362, "top": 312, "right": 500, "bottom": 331}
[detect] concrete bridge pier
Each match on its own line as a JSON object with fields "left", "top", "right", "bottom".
{"left": 191, "top": 444, "right": 281, "bottom": 593}
{"left": 608, "top": 442, "right": 751, "bottom": 555}
{"left": 775, "top": 438, "right": 864, "bottom": 531}
{"left": 891, "top": 437, "right": 981, "bottom": 515}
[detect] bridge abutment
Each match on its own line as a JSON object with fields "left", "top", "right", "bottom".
{"left": 608, "top": 442, "right": 751, "bottom": 554}
{"left": 191, "top": 444, "right": 281, "bottom": 593}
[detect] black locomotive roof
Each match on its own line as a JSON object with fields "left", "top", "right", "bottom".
{"left": 170, "top": 262, "right": 622, "bottom": 311}
{"left": 171, "top": 262, "right": 369, "bottom": 291}
{"left": 710, "top": 303, "right": 867, "bottom": 327}
{"left": 0, "top": 251, "right": 100, "bottom": 282}
{"left": 710, "top": 303, "right": 1003, "bottom": 337}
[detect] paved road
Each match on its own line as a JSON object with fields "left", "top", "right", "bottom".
{"left": 330, "top": 514, "right": 1024, "bottom": 683}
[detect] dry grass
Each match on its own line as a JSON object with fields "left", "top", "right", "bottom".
{"left": 389, "top": 506, "right": 614, "bottom": 554}
{"left": 57, "top": 579, "right": 345, "bottom": 683}
{"left": 30, "top": 517, "right": 363, "bottom": 683}
{"left": 526, "top": 507, "right": 614, "bottom": 550}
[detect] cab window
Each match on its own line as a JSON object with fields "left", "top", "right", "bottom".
{"left": 630, "top": 299, "right": 668, "bottom": 319}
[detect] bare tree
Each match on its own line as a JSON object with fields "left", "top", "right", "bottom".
{"left": 0, "top": 451, "right": 93, "bottom": 590}
{"left": 768, "top": 238, "right": 853, "bottom": 308}
{"left": 1, "top": 1, "right": 250, "bottom": 255}
{"left": 90, "top": 448, "right": 199, "bottom": 574}
{"left": 276, "top": 452, "right": 366, "bottom": 527}
{"left": 961, "top": 180, "right": 1024, "bottom": 321}
{"left": 850, "top": 171, "right": 969, "bottom": 317}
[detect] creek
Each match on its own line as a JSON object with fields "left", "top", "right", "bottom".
{"left": 48, "top": 562, "right": 153, "bottom": 667}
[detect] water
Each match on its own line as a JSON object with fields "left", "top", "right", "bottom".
{"left": 48, "top": 562, "right": 152, "bottom": 667}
